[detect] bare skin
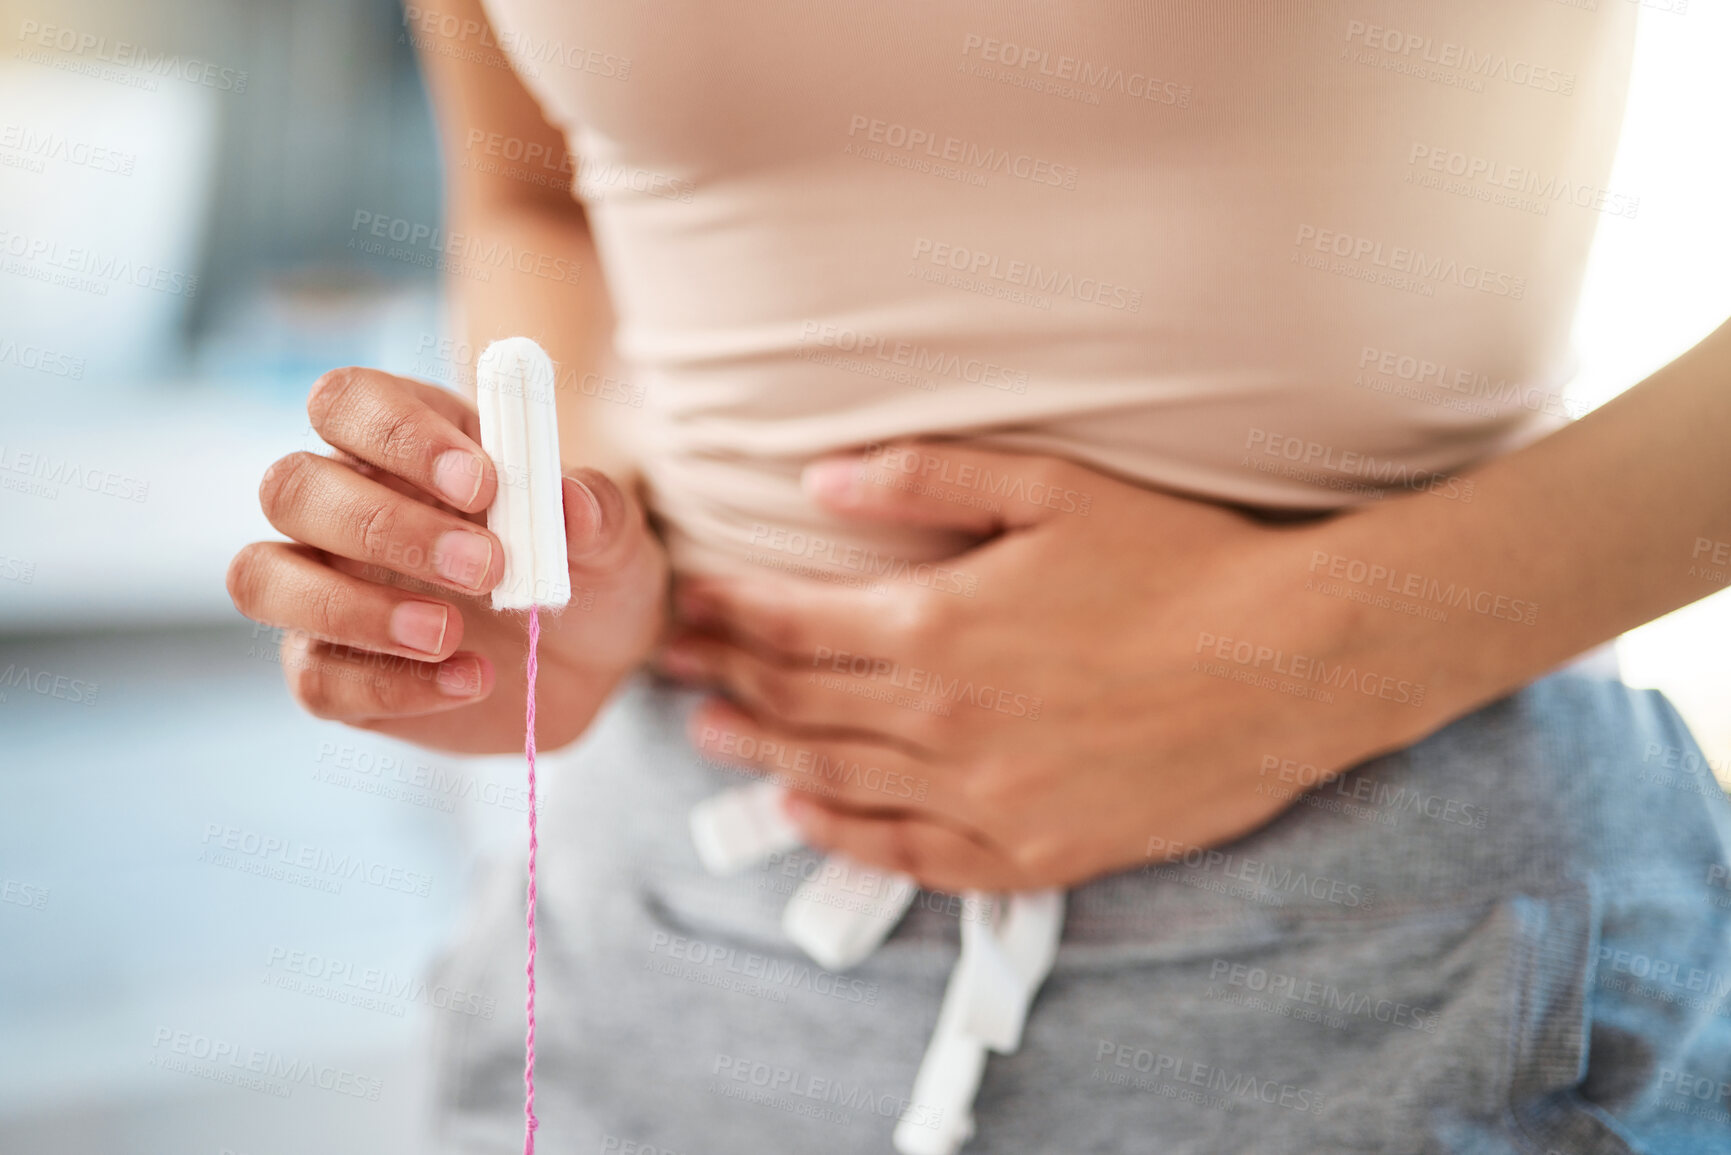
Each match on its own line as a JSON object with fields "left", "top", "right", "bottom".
{"left": 229, "top": 0, "right": 1731, "bottom": 891}
{"left": 660, "top": 330, "right": 1731, "bottom": 891}
{"left": 226, "top": 368, "right": 665, "bottom": 753}
{"left": 229, "top": 0, "right": 666, "bottom": 755}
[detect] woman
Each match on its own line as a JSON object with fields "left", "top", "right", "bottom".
{"left": 227, "top": 1, "right": 1731, "bottom": 1151}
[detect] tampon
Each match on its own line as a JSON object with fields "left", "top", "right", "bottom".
{"left": 475, "top": 336, "right": 570, "bottom": 1153}
{"left": 476, "top": 337, "right": 571, "bottom": 611}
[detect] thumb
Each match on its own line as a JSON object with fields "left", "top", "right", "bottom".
{"left": 562, "top": 467, "right": 655, "bottom": 578}
{"left": 802, "top": 442, "right": 1099, "bottom": 533}
{"left": 522, "top": 468, "right": 665, "bottom": 671}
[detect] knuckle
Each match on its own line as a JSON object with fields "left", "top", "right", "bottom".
{"left": 306, "top": 366, "right": 366, "bottom": 431}
{"left": 302, "top": 577, "right": 348, "bottom": 641}
{"left": 755, "top": 609, "right": 806, "bottom": 655}
{"left": 957, "top": 752, "right": 1017, "bottom": 808}
{"left": 894, "top": 589, "right": 948, "bottom": 650}
{"left": 374, "top": 406, "right": 425, "bottom": 467}
{"left": 1028, "top": 456, "right": 1069, "bottom": 489}
{"left": 885, "top": 823, "right": 922, "bottom": 876}
{"left": 1009, "top": 838, "right": 1063, "bottom": 880}
{"left": 751, "top": 667, "right": 801, "bottom": 720}
{"left": 901, "top": 706, "right": 949, "bottom": 748}
{"left": 352, "top": 497, "right": 400, "bottom": 561}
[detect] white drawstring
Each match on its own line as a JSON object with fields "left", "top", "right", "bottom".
{"left": 691, "top": 784, "right": 1066, "bottom": 1155}
{"left": 892, "top": 890, "right": 1064, "bottom": 1155}
{"left": 782, "top": 855, "right": 920, "bottom": 972}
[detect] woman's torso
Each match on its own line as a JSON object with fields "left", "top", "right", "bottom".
{"left": 482, "top": 0, "right": 1636, "bottom": 575}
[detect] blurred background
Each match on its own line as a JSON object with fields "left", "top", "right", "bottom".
{"left": 1, "top": 1, "right": 1728, "bottom": 1152}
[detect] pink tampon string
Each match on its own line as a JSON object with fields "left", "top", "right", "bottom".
{"left": 524, "top": 606, "right": 541, "bottom": 1153}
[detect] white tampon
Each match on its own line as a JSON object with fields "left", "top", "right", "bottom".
{"left": 476, "top": 337, "right": 570, "bottom": 610}
{"left": 689, "top": 782, "right": 804, "bottom": 875}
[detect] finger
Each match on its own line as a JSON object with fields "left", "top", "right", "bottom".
{"left": 258, "top": 452, "right": 502, "bottom": 595}
{"left": 328, "top": 449, "right": 458, "bottom": 510}
{"left": 509, "top": 467, "right": 671, "bottom": 671}
{"left": 673, "top": 572, "right": 895, "bottom": 662}
{"left": 688, "top": 698, "right": 941, "bottom": 813}
{"left": 658, "top": 632, "right": 948, "bottom": 747}
{"left": 227, "top": 541, "right": 465, "bottom": 662}
{"left": 563, "top": 468, "right": 653, "bottom": 578}
{"left": 306, "top": 367, "right": 496, "bottom": 514}
{"left": 278, "top": 631, "right": 493, "bottom": 722}
{"left": 802, "top": 441, "right": 1105, "bottom": 533}
{"left": 783, "top": 794, "right": 1029, "bottom": 893}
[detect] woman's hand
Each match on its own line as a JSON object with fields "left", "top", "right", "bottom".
{"left": 658, "top": 443, "right": 1449, "bottom": 892}
{"left": 228, "top": 367, "right": 666, "bottom": 754}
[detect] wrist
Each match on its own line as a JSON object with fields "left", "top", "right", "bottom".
{"left": 1277, "top": 511, "right": 1487, "bottom": 755}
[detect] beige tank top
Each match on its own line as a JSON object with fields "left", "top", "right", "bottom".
{"left": 480, "top": 0, "right": 1636, "bottom": 576}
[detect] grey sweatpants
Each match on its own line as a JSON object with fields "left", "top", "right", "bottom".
{"left": 429, "top": 671, "right": 1731, "bottom": 1154}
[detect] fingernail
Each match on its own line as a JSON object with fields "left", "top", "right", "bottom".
{"left": 434, "top": 530, "right": 494, "bottom": 591}
{"left": 801, "top": 459, "right": 857, "bottom": 500}
{"left": 436, "top": 658, "right": 482, "bottom": 697}
{"left": 389, "top": 601, "right": 449, "bottom": 655}
{"left": 434, "top": 449, "right": 484, "bottom": 508}
{"left": 563, "top": 475, "right": 605, "bottom": 556}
